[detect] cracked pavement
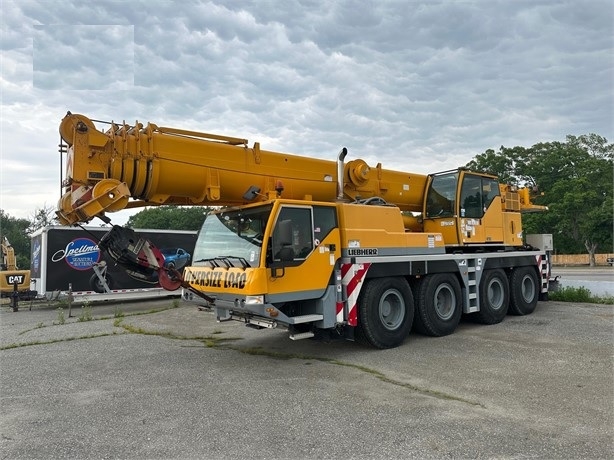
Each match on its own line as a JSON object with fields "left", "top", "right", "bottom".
{"left": 1, "top": 298, "right": 612, "bottom": 459}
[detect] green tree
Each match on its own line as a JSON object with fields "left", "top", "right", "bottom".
{"left": 0, "top": 210, "right": 31, "bottom": 269}
{"left": 27, "top": 204, "right": 58, "bottom": 234}
{"left": 466, "top": 147, "right": 517, "bottom": 185}
{"left": 467, "top": 134, "right": 613, "bottom": 265}
{"left": 126, "top": 206, "right": 210, "bottom": 231}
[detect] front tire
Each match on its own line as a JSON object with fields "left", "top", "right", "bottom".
{"left": 355, "top": 277, "right": 414, "bottom": 349}
{"left": 89, "top": 273, "right": 113, "bottom": 293}
{"left": 414, "top": 273, "right": 462, "bottom": 337}
{"left": 508, "top": 266, "right": 539, "bottom": 315}
{"left": 474, "top": 269, "right": 509, "bottom": 324}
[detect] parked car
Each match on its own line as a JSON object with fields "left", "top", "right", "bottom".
{"left": 160, "top": 247, "right": 191, "bottom": 270}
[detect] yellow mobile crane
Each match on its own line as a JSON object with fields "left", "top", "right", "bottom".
{"left": 56, "top": 112, "right": 550, "bottom": 348}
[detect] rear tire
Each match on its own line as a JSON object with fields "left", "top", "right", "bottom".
{"left": 414, "top": 274, "right": 462, "bottom": 336}
{"left": 355, "top": 277, "right": 414, "bottom": 349}
{"left": 474, "top": 269, "right": 509, "bottom": 324}
{"left": 508, "top": 266, "right": 539, "bottom": 315}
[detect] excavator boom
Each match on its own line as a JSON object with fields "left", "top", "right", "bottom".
{"left": 2, "top": 237, "right": 18, "bottom": 271}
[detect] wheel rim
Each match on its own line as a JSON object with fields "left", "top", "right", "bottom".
{"left": 521, "top": 274, "right": 536, "bottom": 303}
{"left": 434, "top": 284, "right": 455, "bottom": 320}
{"left": 378, "top": 288, "right": 405, "bottom": 331}
{"left": 487, "top": 278, "right": 505, "bottom": 310}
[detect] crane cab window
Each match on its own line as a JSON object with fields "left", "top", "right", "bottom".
{"left": 426, "top": 172, "right": 458, "bottom": 218}
{"left": 271, "top": 206, "right": 313, "bottom": 262}
{"left": 313, "top": 206, "right": 337, "bottom": 242}
{"left": 482, "top": 179, "right": 500, "bottom": 211}
{"left": 460, "top": 175, "right": 500, "bottom": 218}
{"left": 461, "top": 175, "right": 482, "bottom": 218}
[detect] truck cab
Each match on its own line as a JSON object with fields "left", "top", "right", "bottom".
{"left": 184, "top": 200, "right": 342, "bottom": 334}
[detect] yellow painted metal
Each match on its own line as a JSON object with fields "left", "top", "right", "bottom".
{"left": 183, "top": 266, "right": 269, "bottom": 296}
{"left": 56, "top": 113, "right": 428, "bottom": 224}
{"left": 481, "top": 201, "right": 505, "bottom": 243}
{"left": 1, "top": 237, "right": 18, "bottom": 271}
{"left": 0, "top": 269, "right": 32, "bottom": 295}
{"left": 423, "top": 218, "right": 460, "bottom": 245}
{"left": 503, "top": 213, "right": 524, "bottom": 246}
{"left": 184, "top": 228, "right": 342, "bottom": 297}
{"left": 401, "top": 213, "right": 422, "bottom": 232}
{"left": 0, "top": 237, "right": 32, "bottom": 295}
{"left": 265, "top": 228, "right": 342, "bottom": 296}
{"left": 343, "top": 159, "right": 426, "bottom": 212}
{"left": 338, "top": 204, "right": 444, "bottom": 250}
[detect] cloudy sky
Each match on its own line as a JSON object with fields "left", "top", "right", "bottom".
{"left": 1, "top": 0, "right": 612, "bottom": 226}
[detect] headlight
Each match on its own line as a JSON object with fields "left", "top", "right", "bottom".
{"left": 245, "top": 295, "right": 264, "bottom": 305}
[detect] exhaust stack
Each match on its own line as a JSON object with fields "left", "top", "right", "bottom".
{"left": 337, "top": 147, "right": 348, "bottom": 200}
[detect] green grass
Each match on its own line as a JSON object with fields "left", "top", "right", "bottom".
{"left": 0, "top": 332, "right": 121, "bottom": 350}
{"left": 16, "top": 301, "right": 180, "bottom": 335}
{"left": 78, "top": 303, "right": 93, "bottom": 322}
{"left": 550, "top": 286, "right": 614, "bottom": 304}
{"left": 55, "top": 307, "right": 65, "bottom": 325}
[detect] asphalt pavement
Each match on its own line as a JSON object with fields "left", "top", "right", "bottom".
{"left": 0, "top": 297, "right": 612, "bottom": 459}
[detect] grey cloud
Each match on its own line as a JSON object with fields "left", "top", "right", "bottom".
{"left": 33, "top": 25, "right": 134, "bottom": 90}
{"left": 1, "top": 0, "right": 612, "bottom": 221}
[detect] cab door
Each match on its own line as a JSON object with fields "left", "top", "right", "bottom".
{"left": 423, "top": 171, "right": 461, "bottom": 245}
{"left": 458, "top": 173, "right": 503, "bottom": 245}
{"left": 267, "top": 203, "right": 340, "bottom": 299}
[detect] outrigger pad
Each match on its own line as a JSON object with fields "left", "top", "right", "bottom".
{"left": 98, "top": 225, "right": 165, "bottom": 282}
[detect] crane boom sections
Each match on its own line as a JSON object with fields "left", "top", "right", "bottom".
{"left": 56, "top": 113, "right": 427, "bottom": 225}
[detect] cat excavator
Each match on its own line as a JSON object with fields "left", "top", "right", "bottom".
{"left": 55, "top": 112, "right": 550, "bottom": 348}
{"left": 1, "top": 237, "right": 37, "bottom": 309}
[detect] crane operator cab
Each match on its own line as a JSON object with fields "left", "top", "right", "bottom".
{"left": 423, "top": 169, "right": 518, "bottom": 248}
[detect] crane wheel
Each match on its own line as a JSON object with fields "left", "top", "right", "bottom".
{"left": 355, "top": 277, "right": 414, "bottom": 349}
{"left": 508, "top": 266, "right": 539, "bottom": 315}
{"left": 474, "top": 269, "right": 509, "bottom": 324}
{"left": 413, "top": 273, "right": 462, "bottom": 337}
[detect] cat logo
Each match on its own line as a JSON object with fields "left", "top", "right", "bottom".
{"left": 6, "top": 275, "right": 25, "bottom": 284}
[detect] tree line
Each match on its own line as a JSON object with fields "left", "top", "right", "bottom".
{"left": 465, "top": 134, "right": 612, "bottom": 265}
{"left": 1, "top": 133, "right": 611, "bottom": 268}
